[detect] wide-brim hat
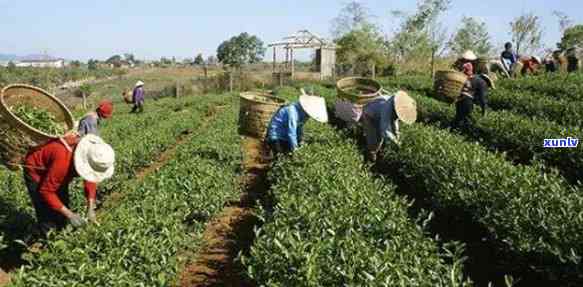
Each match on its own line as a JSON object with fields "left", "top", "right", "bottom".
{"left": 75, "top": 134, "right": 115, "bottom": 183}
{"left": 394, "top": 91, "right": 417, "bottom": 125}
{"left": 533, "top": 56, "right": 542, "bottom": 64}
{"left": 481, "top": 74, "right": 496, "bottom": 89}
{"left": 299, "top": 95, "right": 328, "bottom": 123}
{"left": 135, "top": 81, "right": 144, "bottom": 87}
{"left": 462, "top": 50, "right": 478, "bottom": 61}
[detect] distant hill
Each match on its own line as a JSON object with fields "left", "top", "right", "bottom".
{"left": 0, "top": 53, "right": 62, "bottom": 62}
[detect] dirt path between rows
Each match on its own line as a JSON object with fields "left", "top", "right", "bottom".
{"left": 179, "top": 136, "right": 271, "bottom": 287}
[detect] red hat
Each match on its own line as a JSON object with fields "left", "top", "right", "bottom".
{"left": 97, "top": 100, "right": 114, "bottom": 119}
{"left": 462, "top": 62, "right": 474, "bottom": 77}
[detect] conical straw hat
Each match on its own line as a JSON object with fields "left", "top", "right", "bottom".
{"left": 394, "top": 91, "right": 417, "bottom": 125}
{"left": 299, "top": 95, "right": 328, "bottom": 123}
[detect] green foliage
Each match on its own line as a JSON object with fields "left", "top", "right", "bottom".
{"left": 9, "top": 95, "right": 241, "bottom": 286}
{"left": 336, "top": 24, "right": 388, "bottom": 76}
{"left": 449, "top": 16, "right": 493, "bottom": 56}
{"left": 382, "top": 123, "right": 583, "bottom": 280}
{"left": 0, "top": 67, "right": 117, "bottom": 90}
{"left": 244, "top": 122, "right": 471, "bottom": 286}
{"left": 330, "top": 1, "right": 375, "bottom": 38}
{"left": 194, "top": 54, "right": 205, "bottom": 65}
{"left": 217, "top": 32, "right": 265, "bottom": 68}
{"left": 559, "top": 25, "right": 583, "bottom": 50}
{"left": 389, "top": 0, "right": 451, "bottom": 62}
{"left": 510, "top": 13, "right": 543, "bottom": 55}
{"left": 10, "top": 105, "right": 66, "bottom": 135}
{"left": 411, "top": 93, "right": 583, "bottom": 184}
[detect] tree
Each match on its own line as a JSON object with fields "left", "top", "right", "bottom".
{"left": 389, "top": 0, "right": 451, "bottom": 66}
{"left": 194, "top": 54, "right": 205, "bottom": 65}
{"left": 70, "top": 60, "right": 82, "bottom": 68}
{"left": 87, "top": 59, "right": 98, "bottom": 70}
{"left": 123, "top": 53, "right": 135, "bottom": 63}
{"left": 336, "top": 24, "right": 387, "bottom": 76}
{"left": 331, "top": 1, "right": 375, "bottom": 38}
{"left": 510, "top": 13, "right": 543, "bottom": 55}
{"left": 216, "top": 32, "right": 265, "bottom": 68}
{"left": 207, "top": 56, "right": 218, "bottom": 65}
{"left": 553, "top": 11, "right": 573, "bottom": 34}
{"left": 449, "top": 16, "right": 493, "bottom": 56}
{"left": 558, "top": 25, "right": 583, "bottom": 50}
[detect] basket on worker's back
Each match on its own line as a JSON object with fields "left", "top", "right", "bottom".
{"left": 433, "top": 71, "right": 468, "bottom": 103}
{"left": 239, "top": 92, "right": 287, "bottom": 139}
{"left": 336, "top": 77, "right": 382, "bottom": 105}
{"left": 0, "top": 84, "right": 75, "bottom": 170}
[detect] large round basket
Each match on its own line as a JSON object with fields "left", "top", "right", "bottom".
{"left": 239, "top": 92, "right": 287, "bottom": 139}
{"left": 476, "top": 58, "right": 490, "bottom": 74}
{"left": 433, "top": 71, "right": 468, "bottom": 103}
{"left": 336, "top": 77, "right": 382, "bottom": 105}
{"left": 0, "top": 84, "right": 75, "bottom": 170}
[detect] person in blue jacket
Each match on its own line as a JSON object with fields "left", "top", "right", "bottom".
{"left": 361, "top": 90, "right": 417, "bottom": 162}
{"left": 266, "top": 92, "right": 328, "bottom": 156}
{"left": 501, "top": 42, "right": 518, "bottom": 75}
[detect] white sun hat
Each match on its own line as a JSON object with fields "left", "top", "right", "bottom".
{"left": 532, "top": 56, "right": 542, "bottom": 64}
{"left": 74, "top": 134, "right": 115, "bottom": 183}
{"left": 462, "top": 50, "right": 478, "bottom": 61}
{"left": 299, "top": 94, "right": 328, "bottom": 123}
{"left": 394, "top": 91, "right": 417, "bottom": 125}
{"left": 135, "top": 81, "right": 144, "bottom": 87}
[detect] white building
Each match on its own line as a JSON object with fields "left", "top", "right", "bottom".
{"left": 16, "top": 58, "right": 65, "bottom": 68}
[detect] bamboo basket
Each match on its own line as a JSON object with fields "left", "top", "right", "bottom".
{"left": 476, "top": 58, "right": 490, "bottom": 74}
{"left": 433, "top": 71, "right": 468, "bottom": 103}
{"left": 336, "top": 77, "right": 382, "bottom": 105}
{"left": 0, "top": 84, "right": 74, "bottom": 170}
{"left": 238, "top": 92, "right": 287, "bottom": 139}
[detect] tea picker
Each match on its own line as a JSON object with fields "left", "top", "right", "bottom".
{"left": 131, "top": 81, "right": 145, "bottom": 113}
{"left": 78, "top": 100, "right": 114, "bottom": 136}
{"left": 265, "top": 89, "right": 328, "bottom": 156}
{"left": 361, "top": 90, "right": 417, "bottom": 162}
{"left": 24, "top": 133, "right": 115, "bottom": 233}
{"left": 0, "top": 84, "right": 116, "bottom": 234}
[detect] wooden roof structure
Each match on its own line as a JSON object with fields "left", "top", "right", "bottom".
{"left": 268, "top": 30, "right": 336, "bottom": 50}
{"left": 269, "top": 30, "right": 336, "bottom": 80}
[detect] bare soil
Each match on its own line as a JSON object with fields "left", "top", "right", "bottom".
{"left": 179, "top": 137, "right": 270, "bottom": 287}
{"left": 0, "top": 268, "right": 10, "bottom": 286}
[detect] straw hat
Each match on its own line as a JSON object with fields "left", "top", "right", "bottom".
{"left": 394, "top": 91, "right": 417, "bottom": 125}
{"left": 135, "top": 81, "right": 144, "bottom": 87}
{"left": 480, "top": 74, "right": 496, "bottom": 89}
{"left": 74, "top": 134, "right": 115, "bottom": 183}
{"left": 532, "top": 56, "right": 542, "bottom": 65}
{"left": 462, "top": 50, "right": 478, "bottom": 61}
{"left": 299, "top": 95, "right": 328, "bottom": 123}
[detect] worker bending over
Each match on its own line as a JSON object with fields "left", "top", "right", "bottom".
{"left": 361, "top": 91, "right": 417, "bottom": 162}
{"left": 266, "top": 92, "right": 328, "bottom": 156}
{"left": 24, "top": 133, "right": 115, "bottom": 234}
{"left": 131, "top": 81, "right": 145, "bottom": 113}
{"left": 78, "top": 100, "right": 114, "bottom": 136}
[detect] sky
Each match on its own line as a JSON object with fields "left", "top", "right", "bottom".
{"left": 0, "top": 0, "right": 581, "bottom": 61}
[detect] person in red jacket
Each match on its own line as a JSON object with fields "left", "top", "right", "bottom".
{"left": 24, "top": 133, "right": 115, "bottom": 234}
{"left": 520, "top": 56, "right": 542, "bottom": 76}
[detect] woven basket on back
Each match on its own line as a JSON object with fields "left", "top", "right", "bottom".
{"left": 336, "top": 77, "right": 382, "bottom": 105}
{"left": 433, "top": 71, "right": 468, "bottom": 103}
{"left": 0, "top": 84, "right": 74, "bottom": 170}
{"left": 239, "top": 92, "right": 287, "bottom": 139}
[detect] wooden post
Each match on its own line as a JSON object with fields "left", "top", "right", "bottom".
{"left": 229, "top": 70, "right": 233, "bottom": 93}
{"left": 203, "top": 63, "right": 208, "bottom": 93}
{"left": 82, "top": 93, "right": 87, "bottom": 111}
{"left": 272, "top": 46, "right": 276, "bottom": 73}
{"left": 371, "top": 63, "right": 376, "bottom": 79}
{"left": 290, "top": 47, "right": 294, "bottom": 79}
